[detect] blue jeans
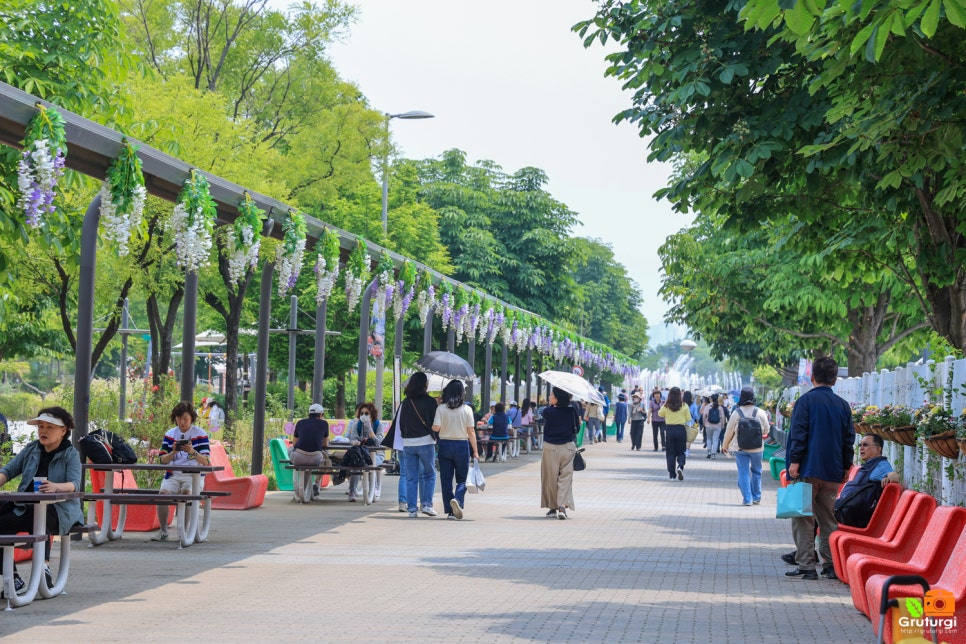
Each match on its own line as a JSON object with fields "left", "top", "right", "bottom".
{"left": 734, "top": 450, "right": 763, "bottom": 504}
{"left": 437, "top": 440, "right": 469, "bottom": 515}
{"left": 615, "top": 420, "right": 626, "bottom": 441}
{"left": 404, "top": 443, "right": 436, "bottom": 512}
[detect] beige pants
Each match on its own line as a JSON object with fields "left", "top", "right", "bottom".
{"left": 540, "top": 441, "right": 576, "bottom": 511}
{"left": 791, "top": 477, "right": 839, "bottom": 569}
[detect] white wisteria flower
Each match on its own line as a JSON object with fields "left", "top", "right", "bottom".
{"left": 171, "top": 203, "right": 213, "bottom": 272}
{"left": 276, "top": 238, "right": 306, "bottom": 297}
{"left": 99, "top": 180, "right": 146, "bottom": 257}
{"left": 226, "top": 224, "right": 261, "bottom": 287}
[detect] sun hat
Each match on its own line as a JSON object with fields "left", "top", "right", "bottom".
{"left": 27, "top": 413, "right": 65, "bottom": 427}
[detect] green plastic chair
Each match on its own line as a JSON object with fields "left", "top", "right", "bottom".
{"left": 769, "top": 456, "right": 786, "bottom": 481}
{"left": 270, "top": 437, "right": 293, "bottom": 491}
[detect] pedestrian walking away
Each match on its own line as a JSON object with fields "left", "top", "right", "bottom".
{"left": 721, "top": 386, "right": 770, "bottom": 506}
{"left": 659, "top": 387, "right": 691, "bottom": 481}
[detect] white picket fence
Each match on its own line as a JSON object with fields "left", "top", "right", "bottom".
{"left": 782, "top": 356, "right": 966, "bottom": 507}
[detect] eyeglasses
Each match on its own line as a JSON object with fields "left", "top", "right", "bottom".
{"left": 859, "top": 442, "right": 876, "bottom": 448}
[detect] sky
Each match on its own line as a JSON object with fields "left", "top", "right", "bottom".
{"left": 285, "top": 0, "right": 692, "bottom": 346}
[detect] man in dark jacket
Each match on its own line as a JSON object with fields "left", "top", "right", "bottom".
{"left": 784, "top": 356, "right": 855, "bottom": 580}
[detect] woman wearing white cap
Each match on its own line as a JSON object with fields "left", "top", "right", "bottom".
{"left": 0, "top": 406, "right": 84, "bottom": 595}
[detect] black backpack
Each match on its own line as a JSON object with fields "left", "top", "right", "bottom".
{"left": 707, "top": 406, "right": 721, "bottom": 424}
{"left": 735, "top": 407, "right": 764, "bottom": 451}
{"left": 341, "top": 445, "right": 373, "bottom": 469}
{"left": 833, "top": 456, "right": 887, "bottom": 527}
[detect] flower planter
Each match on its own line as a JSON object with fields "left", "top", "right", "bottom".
{"left": 923, "top": 431, "right": 960, "bottom": 459}
{"left": 885, "top": 426, "right": 917, "bottom": 446}
{"left": 957, "top": 439, "right": 966, "bottom": 459}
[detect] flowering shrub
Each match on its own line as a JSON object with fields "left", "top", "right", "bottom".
{"left": 17, "top": 105, "right": 67, "bottom": 228}
{"left": 276, "top": 209, "right": 306, "bottom": 296}
{"left": 878, "top": 405, "right": 913, "bottom": 428}
{"left": 913, "top": 404, "right": 955, "bottom": 437}
{"left": 100, "top": 139, "right": 147, "bottom": 256}
{"left": 780, "top": 400, "right": 795, "bottom": 418}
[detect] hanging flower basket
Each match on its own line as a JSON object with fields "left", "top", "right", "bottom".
{"left": 17, "top": 104, "right": 67, "bottom": 228}
{"left": 226, "top": 193, "right": 265, "bottom": 288}
{"left": 276, "top": 209, "right": 306, "bottom": 296}
{"left": 171, "top": 170, "right": 215, "bottom": 272}
{"left": 344, "top": 238, "right": 371, "bottom": 311}
{"left": 100, "top": 139, "right": 147, "bottom": 256}
{"left": 887, "top": 425, "right": 917, "bottom": 446}
{"left": 923, "top": 431, "right": 960, "bottom": 460}
{"left": 314, "top": 228, "right": 340, "bottom": 304}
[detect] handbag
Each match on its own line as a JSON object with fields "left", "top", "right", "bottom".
{"left": 467, "top": 459, "right": 486, "bottom": 493}
{"left": 573, "top": 447, "right": 586, "bottom": 471}
{"left": 685, "top": 425, "right": 699, "bottom": 444}
{"left": 776, "top": 481, "right": 813, "bottom": 518}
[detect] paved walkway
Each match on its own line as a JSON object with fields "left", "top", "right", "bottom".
{"left": 1, "top": 439, "right": 878, "bottom": 642}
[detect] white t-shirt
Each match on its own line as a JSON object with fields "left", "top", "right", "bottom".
{"left": 433, "top": 404, "right": 475, "bottom": 440}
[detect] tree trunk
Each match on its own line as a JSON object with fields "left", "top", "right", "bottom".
{"left": 147, "top": 288, "right": 184, "bottom": 396}
{"left": 336, "top": 374, "right": 346, "bottom": 419}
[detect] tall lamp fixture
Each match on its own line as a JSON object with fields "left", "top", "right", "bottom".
{"left": 382, "top": 110, "right": 434, "bottom": 235}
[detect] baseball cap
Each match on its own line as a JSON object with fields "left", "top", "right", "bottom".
{"left": 308, "top": 403, "right": 324, "bottom": 415}
{"left": 509, "top": 400, "right": 518, "bottom": 406}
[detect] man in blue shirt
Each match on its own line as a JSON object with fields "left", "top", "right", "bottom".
{"left": 785, "top": 356, "right": 855, "bottom": 580}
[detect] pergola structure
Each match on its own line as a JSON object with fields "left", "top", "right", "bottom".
{"left": 0, "top": 80, "right": 632, "bottom": 472}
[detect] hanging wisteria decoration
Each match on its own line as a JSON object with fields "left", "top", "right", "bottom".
{"left": 374, "top": 251, "right": 396, "bottom": 315}
{"left": 344, "top": 238, "right": 371, "bottom": 311}
{"left": 488, "top": 304, "right": 505, "bottom": 344}
{"left": 438, "top": 281, "right": 454, "bottom": 331}
{"left": 17, "top": 104, "right": 67, "bottom": 228}
{"left": 170, "top": 170, "right": 216, "bottom": 272}
{"left": 314, "top": 227, "right": 340, "bottom": 304}
{"left": 276, "top": 209, "right": 306, "bottom": 296}
{"left": 501, "top": 309, "right": 516, "bottom": 345}
{"left": 99, "top": 139, "right": 146, "bottom": 256}
{"left": 466, "top": 291, "right": 482, "bottom": 340}
{"left": 225, "top": 193, "right": 265, "bottom": 288}
{"left": 415, "top": 269, "right": 436, "bottom": 321}
{"left": 453, "top": 287, "right": 469, "bottom": 344}
{"left": 393, "top": 260, "right": 417, "bottom": 321}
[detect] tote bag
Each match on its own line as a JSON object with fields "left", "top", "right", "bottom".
{"left": 776, "top": 481, "right": 813, "bottom": 518}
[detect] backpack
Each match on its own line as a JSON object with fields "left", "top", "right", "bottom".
{"left": 340, "top": 444, "right": 372, "bottom": 473}
{"left": 834, "top": 481, "right": 883, "bottom": 528}
{"left": 735, "top": 407, "right": 764, "bottom": 451}
{"left": 707, "top": 406, "right": 721, "bottom": 425}
{"left": 79, "top": 429, "right": 138, "bottom": 465}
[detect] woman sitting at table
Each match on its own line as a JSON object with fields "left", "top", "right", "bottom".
{"left": 485, "top": 402, "right": 510, "bottom": 462}
{"left": 345, "top": 402, "right": 385, "bottom": 502}
{"left": 153, "top": 401, "right": 210, "bottom": 542}
{"left": 0, "top": 406, "right": 84, "bottom": 595}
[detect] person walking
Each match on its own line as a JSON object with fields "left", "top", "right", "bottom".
{"left": 432, "top": 380, "right": 478, "bottom": 520}
{"left": 540, "top": 387, "right": 580, "bottom": 519}
{"left": 701, "top": 393, "right": 726, "bottom": 459}
{"left": 399, "top": 373, "right": 439, "bottom": 518}
{"left": 784, "top": 356, "right": 855, "bottom": 580}
{"left": 647, "top": 390, "right": 666, "bottom": 451}
{"left": 613, "top": 393, "right": 628, "bottom": 443}
{"left": 721, "top": 386, "right": 770, "bottom": 505}
{"left": 628, "top": 392, "right": 646, "bottom": 450}
{"left": 583, "top": 399, "right": 604, "bottom": 444}
{"left": 598, "top": 386, "right": 611, "bottom": 442}
{"left": 659, "top": 387, "right": 692, "bottom": 480}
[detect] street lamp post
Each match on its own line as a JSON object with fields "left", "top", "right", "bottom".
{"left": 381, "top": 110, "right": 434, "bottom": 235}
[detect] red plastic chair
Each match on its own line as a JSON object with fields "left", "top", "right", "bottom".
{"left": 203, "top": 441, "right": 268, "bottom": 510}
{"left": 830, "top": 488, "right": 920, "bottom": 583}
{"left": 865, "top": 529, "right": 966, "bottom": 644}
{"left": 89, "top": 468, "right": 168, "bottom": 531}
{"left": 848, "top": 505, "right": 966, "bottom": 617}
{"left": 835, "top": 483, "right": 903, "bottom": 537}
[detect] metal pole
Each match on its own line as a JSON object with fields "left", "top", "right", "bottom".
{"left": 483, "top": 342, "right": 492, "bottom": 411}
{"left": 393, "top": 316, "right": 404, "bottom": 412}
{"left": 356, "top": 279, "right": 378, "bottom": 406}
{"left": 375, "top": 354, "right": 384, "bottom": 411}
{"left": 467, "top": 335, "right": 476, "bottom": 407}
{"left": 119, "top": 298, "right": 129, "bottom": 422}
{"left": 288, "top": 294, "right": 298, "bottom": 419}
{"left": 312, "top": 298, "right": 327, "bottom": 404}
{"left": 180, "top": 271, "right": 198, "bottom": 402}
{"left": 447, "top": 327, "right": 455, "bottom": 353}
{"left": 500, "top": 342, "right": 509, "bottom": 403}
{"left": 251, "top": 262, "right": 275, "bottom": 476}
{"left": 423, "top": 307, "right": 434, "bottom": 355}
{"left": 525, "top": 347, "right": 533, "bottom": 404}
{"left": 513, "top": 351, "right": 521, "bottom": 404}
{"left": 381, "top": 114, "right": 390, "bottom": 236}
{"left": 73, "top": 195, "right": 102, "bottom": 443}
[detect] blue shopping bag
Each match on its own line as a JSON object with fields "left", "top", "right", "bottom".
{"left": 776, "top": 481, "right": 813, "bottom": 518}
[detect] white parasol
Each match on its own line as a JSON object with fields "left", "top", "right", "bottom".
{"left": 538, "top": 370, "right": 606, "bottom": 405}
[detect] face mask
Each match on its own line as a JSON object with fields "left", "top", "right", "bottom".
{"left": 360, "top": 414, "right": 370, "bottom": 421}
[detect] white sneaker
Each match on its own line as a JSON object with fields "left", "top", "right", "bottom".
{"left": 449, "top": 499, "right": 463, "bottom": 520}
{"left": 398, "top": 502, "right": 407, "bottom": 512}
{"left": 420, "top": 505, "right": 438, "bottom": 517}
{"left": 408, "top": 510, "right": 418, "bottom": 518}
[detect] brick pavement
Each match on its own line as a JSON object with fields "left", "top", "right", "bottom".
{"left": 0, "top": 439, "right": 878, "bottom": 642}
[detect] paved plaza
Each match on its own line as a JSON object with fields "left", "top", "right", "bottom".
{"left": 1, "top": 440, "right": 878, "bottom": 642}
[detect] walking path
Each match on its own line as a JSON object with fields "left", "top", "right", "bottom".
{"left": 2, "top": 439, "right": 877, "bottom": 642}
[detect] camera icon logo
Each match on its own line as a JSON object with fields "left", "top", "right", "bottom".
{"left": 924, "top": 589, "right": 956, "bottom": 617}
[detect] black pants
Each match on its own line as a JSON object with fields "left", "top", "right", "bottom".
{"left": 0, "top": 502, "right": 57, "bottom": 572}
{"left": 665, "top": 424, "right": 687, "bottom": 477}
{"left": 629, "top": 419, "right": 645, "bottom": 449}
{"left": 651, "top": 421, "right": 666, "bottom": 450}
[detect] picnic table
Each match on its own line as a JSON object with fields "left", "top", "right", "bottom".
{"left": 0, "top": 491, "right": 83, "bottom": 609}
{"left": 286, "top": 444, "right": 390, "bottom": 505}
{"left": 82, "top": 463, "right": 223, "bottom": 548}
